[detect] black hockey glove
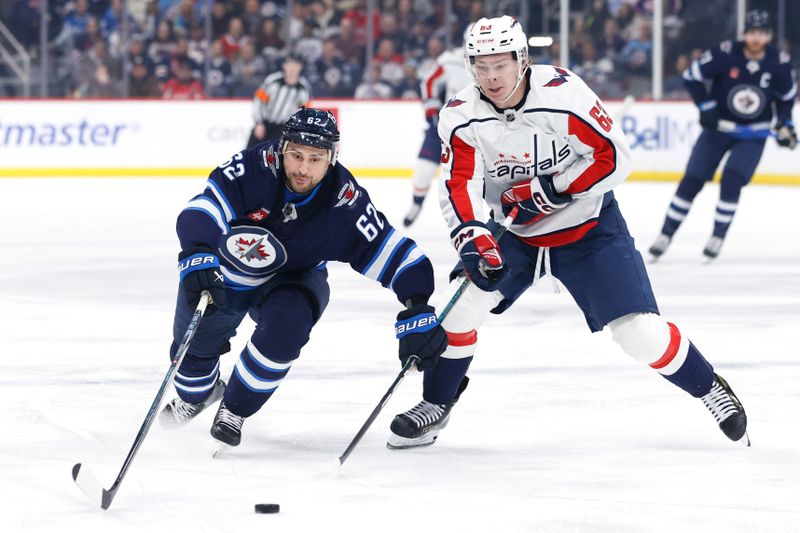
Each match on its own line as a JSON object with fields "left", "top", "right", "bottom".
{"left": 776, "top": 122, "right": 797, "bottom": 150}
{"left": 395, "top": 304, "right": 447, "bottom": 371}
{"left": 500, "top": 175, "right": 572, "bottom": 224}
{"left": 451, "top": 221, "right": 509, "bottom": 292}
{"left": 178, "top": 247, "right": 227, "bottom": 309}
{"left": 698, "top": 100, "right": 720, "bottom": 130}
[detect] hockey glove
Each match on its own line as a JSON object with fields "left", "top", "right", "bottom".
{"left": 424, "top": 107, "right": 439, "bottom": 127}
{"left": 451, "top": 221, "right": 509, "bottom": 291}
{"left": 395, "top": 304, "right": 447, "bottom": 371}
{"left": 698, "top": 100, "right": 720, "bottom": 130}
{"left": 178, "top": 247, "right": 227, "bottom": 309}
{"left": 776, "top": 122, "right": 797, "bottom": 150}
{"left": 500, "top": 175, "right": 572, "bottom": 224}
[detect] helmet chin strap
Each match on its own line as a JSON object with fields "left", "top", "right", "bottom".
{"left": 494, "top": 65, "right": 529, "bottom": 106}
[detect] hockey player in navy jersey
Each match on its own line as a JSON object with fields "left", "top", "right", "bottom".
{"left": 159, "top": 107, "right": 447, "bottom": 447}
{"left": 387, "top": 16, "right": 749, "bottom": 450}
{"left": 649, "top": 10, "right": 797, "bottom": 260}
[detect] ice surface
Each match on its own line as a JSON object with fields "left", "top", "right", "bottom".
{"left": 1, "top": 177, "right": 799, "bottom": 532}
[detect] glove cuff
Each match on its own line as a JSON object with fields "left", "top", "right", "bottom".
{"left": 395, "top": 305, "right": 439, "bottom": 339}
{"left": 178, "top": 251, "right": 220, "bottom": 281}
{"left": 450, "top": 220, "right": 492, "bottom": 254}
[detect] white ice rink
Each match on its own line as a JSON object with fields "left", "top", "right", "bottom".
{"left": 1, "top": 176, "right": 799, "bottom": 533}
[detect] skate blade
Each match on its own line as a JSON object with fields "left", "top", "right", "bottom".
{"left": 212, "top": 443, "right": 232, "bottom": 459}
{"left": 739, "top": 431, "right": 751, "bottom": 447}
{"left": 386, "top": 433, "right": 439, "bottom": 450}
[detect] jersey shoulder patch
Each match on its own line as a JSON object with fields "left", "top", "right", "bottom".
{"left": 543, "top": 66, "right": 571, "bottom": 87}
{"left": 446, "top": 97, "right": 467, "bottom": 108}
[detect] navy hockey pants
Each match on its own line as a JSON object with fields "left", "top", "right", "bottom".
{"left": 169, "top": 267, "right": 330, "bottom": 417}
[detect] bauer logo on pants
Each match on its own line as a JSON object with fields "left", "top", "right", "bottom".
{"left": 218, "top": 225, "right": 287, "bottom": 276}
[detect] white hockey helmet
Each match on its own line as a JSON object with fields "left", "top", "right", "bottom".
{"left": 464, "top": 16, "right": 529, "bottom": 101}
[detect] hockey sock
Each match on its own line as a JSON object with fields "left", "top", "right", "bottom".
{"left": 650, "top": 323, "right": 714, "bottom": 398}
{"left": 225, "top": 340, "right": 293, "bottom": 417}
{"left": 174, "top": 358, "right": 221, "bottom": 403}
{"left": 423, "top": 355, "right": 472, "bottom": 405}
{"left": 713, "top": 169, "right": 746, "bottom": 238}
{"left": 660, "top": 176, "right": 704, "bottom": 236}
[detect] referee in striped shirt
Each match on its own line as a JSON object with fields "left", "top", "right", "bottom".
{"left": 246, "top": 55, "right": 312, "bottom": 149}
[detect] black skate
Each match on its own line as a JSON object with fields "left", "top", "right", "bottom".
{"left": 159, "top": 379, "right": 225, "bottom": 429}
{"left": 210, "top": 401, "right": 245, "bottom": 447}
{"left": 703, "top": 236, "right": 724, "bottom": 259}
{"left": 387, "top": 377, "right": 469, "bottom": 449}
{"left": 648, "top": 233, "right": 672, "bottom": 259}
{"left": 701, "top": 373, "right": 749, "bottom": 445}
{"left": 402, "top": 202, "right": 423, "bottom": 227}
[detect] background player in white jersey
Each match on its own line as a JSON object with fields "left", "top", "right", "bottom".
{"left": 402, "top": 29, "right": 472, "bottom": 227}
{"left": 649, "top": 10, "right": 797, "bottom": 260}
{"left": 388, "top": 16, "right": 749, "bottom": 450}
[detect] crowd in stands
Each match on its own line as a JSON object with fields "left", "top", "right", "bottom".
{"left": 1, "top": 0, "right": 792, "bottom": 100}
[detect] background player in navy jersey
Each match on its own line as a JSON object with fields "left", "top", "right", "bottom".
{"left": 387, "top": 16, "right": 749, "bottom": 451}
{"left": 649, "top": 10, "right": 797, "bottom": 260}
{"left": 158, "top": 107, "right": 447, "bottom": 448}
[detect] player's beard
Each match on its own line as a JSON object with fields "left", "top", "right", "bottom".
{"left": 288, "top": 172, "right": 314, "bottom": 193}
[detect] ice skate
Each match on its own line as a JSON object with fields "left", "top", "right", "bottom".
{"left": 210, "top": 401, "right": 245, "bottom": 447}
{"left": 159, "top": 378, "right": 225, "bottom": 429}
{"left": 701, "top": 373, "right": 749, "bottom": 445}
{"left": 387, "top": 377, "right": 468, "bottom": 449}
{"left": 702, "top": 236, "right": 724, "bottom": 259}
{"left": 648, "top": 233, "right": 672, "bottom": 260}
{"left": 402, "top": 201, "right": 423, "bottom": 227}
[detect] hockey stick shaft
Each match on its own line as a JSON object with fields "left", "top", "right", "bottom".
{"left": 72, "top": 291, "right": 211, "bottom": 509}
{"left": 337, "top": 208, "right": 518, "bottom": 466}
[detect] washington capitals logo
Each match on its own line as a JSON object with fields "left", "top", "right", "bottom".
{"left": 235, "top": 237, "right": 270, "bottom": 262}
{"left": 446, "top": 98, "right": 466, "bottom": 108}
{"left": 544, "top": 67, "right": 570, "bottom": 87}
{"left": 334, "top": 180, "right": 360, "bottom": 208}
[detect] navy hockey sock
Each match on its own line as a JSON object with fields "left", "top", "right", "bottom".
{"left": 174, "top": 357, "right": 221, "bottom": 404}
{"left": 423, "top": 356, "right": 472, "bottom": 405}
{"left": 660, "top": 177, "right": 705, "bottom": 237}
{"left": 649, "top": 323, "right": 714, "bottom": 398}
{"left": 713, "top": 169, "right": 746, "bottom": 238}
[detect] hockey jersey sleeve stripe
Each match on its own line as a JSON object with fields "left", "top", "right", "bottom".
{"left": 423, "top": 65, "right": 445, "bottom": 101}
{"left": 205, "top": 180, "right": 235, "bottom": 222}
{"left": 564, "top": 115, "right": 616, "bottom": 194}
{"left": 362, "top": 229, "right": 407, "bottom": 281}
{"left": 376, "top": 238, "right": 414, "bottom": 286}
{"left": 389, "top": 245, "right": 425, "bottom": 290}
{"left": 779, "top": 83, "right": 798, "bottom": 101}
{"left": 446, "top": 133, "right": 478, "bottom": 223}
{"left": 184, "top": 197, "right": 230, "bottom": 233}
{"left": 689, "top": 60, "right": 703, "bottom": 81}
{"left": 246, "top": 340, "right": 293, "bottom": 371}
{"left": 232, "top": 365, "right": 281, "bottom": 393}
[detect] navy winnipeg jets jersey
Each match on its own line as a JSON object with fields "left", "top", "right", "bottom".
{"left": 683, "top": 40, "right": 797, "bottom": 128}
{"left": 176, "top": 141, "right": 434, "bottom": 303}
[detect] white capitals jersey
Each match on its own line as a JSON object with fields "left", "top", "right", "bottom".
{"left": 420, "top": 49, "right": 472, "bottom": 120}
{"left": 437, "top": 66, "right": 632, "bottom": 248}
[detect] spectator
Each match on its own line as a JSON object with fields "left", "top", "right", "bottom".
{"left": 72, "top": 41, "right": 122, "bottom": 97}
{"left": 54, "top": 0, "right": 92, "bottom": 51}
{"left": 187, "top": 24, "right": 208, "bottom": 65}
{"left": 619, "top": 21, "right": 653, "bottom": 76}
{"left": 128, "top": 56, "right": 162, "bottom": 98}
{"left": 373, "top": 37, "right": 405, "bottom": 88}
{"left": 379, "top": 13, "right": 406, "bottom": 55}
{"left": 254, "top": 17, "right": 284, "bottom": 62}
{"left": 210, "top": 1, "right": 231, "bottom": 39}
{"left": 162, "top": 58, "right": 204, "bottom": 99}
{"left": 241, "top": 0, "right": 263, "bottom": 36}
{"left": 8, "top": 0, "right": 42, "bottom": 51}
{"left": 354, "top": 63, "right": 394, "bottom": 99}
{"left": 394, "top": 59, "right": 422, "bottom": 99}
{"left": 74, "top": 16, "right": 104, "bottom": 53}
{"left": 294, "top": 18, "right": 324, "bottom": 65}
{"left": 663, "top": 53, "right": 689, "bottom": 98}
{"left": 231, "top": 42, "right": 267, "bottom": 97}
{"left": 206, "top": 40, "right": 233, "bottom": 98}
{"left": 307, "top": 38, "right": 359, "bottom": 97}
{"left": 332, "top": 17, "right": 364, "bottom": 67}
{"left": 417, "top": 36, "right": 444, "bottom": 78}
{"left": 219, "top": 17, "right": 249, "bottom": 60}
{"left": 148, "top": 19, "right": 177, "bottom": 65}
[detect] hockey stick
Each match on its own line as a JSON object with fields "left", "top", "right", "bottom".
{"left": 337, "top": 207, "right": 519, "bottom": 466}
{"left": 72, "top": 291, "right": 211, "bottom": 510}
{"left": 717, "top": 119, "right": 777, "bottom": 139}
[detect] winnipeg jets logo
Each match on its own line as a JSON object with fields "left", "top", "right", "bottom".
{"left": 728, "top": 84, "right": 766, "bottom": 119}
{"left": 544, "top": 67, "right": 570, "bottom": 87}
{"left": 262, "top": 144, "right": 280, "bottom": 173}
{"left": 219, "top": 226, "right": 287, "bottom": 276}
{"left": 235, "top": 237, "right": 270, "bottom": 262}
{"left": 334, "top": 181, "right": 360, "bottom": 208}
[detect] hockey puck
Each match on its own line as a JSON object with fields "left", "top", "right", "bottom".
{"left": 254, "top": 503, "right": 280, "bottom": 514}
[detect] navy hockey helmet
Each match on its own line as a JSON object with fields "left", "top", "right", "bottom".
{"left": 744, "top": 10, "right": 771, "bottom": 33}
{"left": 281, "top": 107, "right": 340, "bottom": 165}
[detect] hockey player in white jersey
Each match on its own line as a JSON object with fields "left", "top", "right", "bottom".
{"left": 402, "top": 30, "right": 472, "bottom": 227}
{"left": 388, "top": 16, "right": 749, "bottom": 449}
